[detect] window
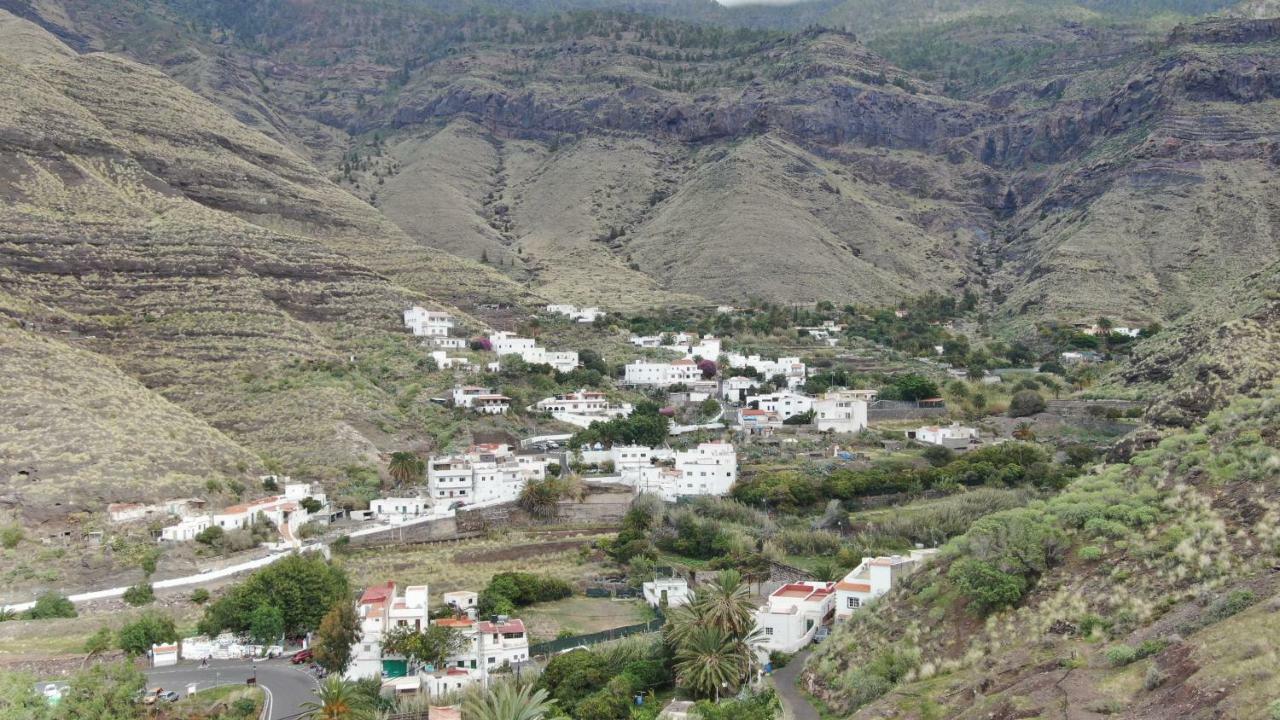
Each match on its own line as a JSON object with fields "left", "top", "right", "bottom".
{"left": 846, "top": 597, "right": 859, "bottom": 609}
{"left": 764, "top": 627, "right": 773, "bottom": 636}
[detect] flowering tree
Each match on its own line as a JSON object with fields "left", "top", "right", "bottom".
{"left": 697, "top": 359, "right": 717, "bottom": 379}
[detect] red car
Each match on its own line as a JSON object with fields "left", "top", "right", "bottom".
{"left": 291, "top": 649, "right": 312, "bottom": 664}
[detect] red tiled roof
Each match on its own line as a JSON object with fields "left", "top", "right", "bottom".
{"left": 836, "top": 581, "right": 871, "bottom": 592}
{"left": 360, "top": 581, "right": 396, "bottom": 605}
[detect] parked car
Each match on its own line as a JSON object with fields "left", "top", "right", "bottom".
{"left": 291, "top": 649, "right": 313, "bottom": 664}
{"left": 812, "top": 626, "right": 831, "bottom": 644}
{"left": 160, "top": 691, "right": 180, "bottom": 703}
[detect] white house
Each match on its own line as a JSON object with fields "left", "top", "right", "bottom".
{"left": 642, "top": 577, "right": 691, "bottom": 608}
{"left": 546, "top": 304, "right": 605, "bottom": 323}
{"left": 442, "top": 591, "right": 479, "bottom": 615}
{"left": 489, "top": 332, "right": 579, "bottom": 373}
{"left": 427, "top": 444, "right": 545, "bottom": 505}
{"left": 109, "top": 498, "right": 205, "bottom": 524}
{"left": 430, "top": 616, "right": 530, "bottom": 678}
{"left": 371, "top": 496, "right": 431, "bottom": 523}
{"left": 745, "top": 390, "right": 813, "bottom": 421}
{"left": 429, "top": 336, "right": 468, "bottom": 350}
{"left": 908, "top": 423, "right": 979, "bottom": 449}
{"left": 159, "top": 515, "right": 211, "bottom": 542}
{"left": 665, "top": 334, "right": 720, "bottom": 360}
{"left": 813, "top": 390, "right": 869, "bottom": 434}
{"left": 530, "top": 389, "right": 632, "bottom": 428}
{"left": 667, "top": 442, "right": 737, "bottom": 498}
{"left": 623, "top": 358, "right": 702, "bottom": 387}
{"left": 431, "top": 351, "right": 474, "bottom": 372}
{"left": 725, "top": 353, "right": 806, "bottom": 388}
{"left": 753, "top": 582, "right": 835, "bottom": 653}
{"left": 834, "top": 549, "right": 937, "bottom": 620}
{"left": 404, "top": 307, "right": 455, "bottom": 338}
{"left": 738, "top": 408, "right": 779, "bottom": 433}
{"left": 583, "top": 443, "right": 737, "bottom": 502}
{"left": 451, "top": 386, "right": 511, "bottom": 415}
{"left": 720, "top": 376, "right": 760, "bottom": 403}
{"left": 348, "top": 581, "right": 431, "bottom": 681}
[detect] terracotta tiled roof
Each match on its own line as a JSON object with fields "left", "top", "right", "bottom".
{"left": 476, "top": 619, "right": 525, "bottom": 634}
{"left": 835, "top": 581, "right": 871, "bottom": 592}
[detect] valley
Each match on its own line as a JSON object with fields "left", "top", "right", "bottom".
{"left": 0, "top": 1, "right": 1277, "bottom": 719}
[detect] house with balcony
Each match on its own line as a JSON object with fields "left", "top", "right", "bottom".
{"left": 530, "top": 389, "right": 633, "bottom": 428}
{"left": 403, "top": 307, "right": 455, "bottom": 338}
{"left": 427, "top": 444, "right": 545, "bottom": 505}
{"left": 623, "top": 358, "right": 702, "bottom": 387}
{"left": 745, "top": 389, "right": 814, "bottom": 421}
{"left": 813, "top": 390, "right": 870, "bottom": 434}
{"left": 451, "top": 386, "right": 511, "bottom": 415}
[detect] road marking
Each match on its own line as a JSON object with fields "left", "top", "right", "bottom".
{"left": 260, "top": 684, "right": 274, "bottom": 720}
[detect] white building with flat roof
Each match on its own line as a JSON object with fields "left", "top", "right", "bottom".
{"left": 427, "top": 444, "right": 546, "bottom": 505}
{"left": 403, "top": 307, "right": 455, "bottom": 338}
{"left": 725, "top": 353, "right": 806, "bottom": 388}
{"left": 624, "top": 358, "right": 702, "bottom": 387}
{"left": 908, "top": 423, "right": 979, "bottom": 449}
{"left": 753, "top": 582, "right": 835, "bottom": 653}
{"left": 451, "top": 386, "right": 511, "bottom": 415}
{"left": 835, "top": 549, "right": 936, "bottom": 620}
{"left": 813, "top": 390, "right": 869, "bottom": 434}
{"left": 371, "top": 496, "right": 431, "bottom": 523}
{"left": 546, "top": 304, "right": 605, "bottom": 323}
{"left": 745, "top": 390, "right": 814, "bottom": 421}
{"left": 721, "top": 376, "right": 761, "bottom": 403}
{"left": 489, "top": 332, "right": 579, "bottom": 373}
{"left": 643, "top": 577, "right": 691, "bottom": 608}
{"left": 530, "top": 389, "right": 632, "bottom": 428}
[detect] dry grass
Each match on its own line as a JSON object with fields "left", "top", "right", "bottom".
{"left": 520, "top": 596, "right": 651, "bottom": 642}
{"left": 339, "top": 531, "right": 616, "bottom": 597}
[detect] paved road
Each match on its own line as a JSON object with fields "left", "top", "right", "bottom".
{"left": 145, "top": 659, "right": 319, "bottom": 720}
{"left": 772, "top": 649, "right": 820, "bottom": 720}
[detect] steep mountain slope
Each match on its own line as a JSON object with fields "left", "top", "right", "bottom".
{"left": 23, "top": 0, "right": 1278, "bottom": 336}
{"left": 804, "top": 383, "right": 1280, "bottom": 719}
{"left": 0, "top": 10, "right": 509, "bottom": 520}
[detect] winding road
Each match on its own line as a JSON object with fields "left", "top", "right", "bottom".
{"left": 145, "top": 659, "right": 319, "bottom": 720}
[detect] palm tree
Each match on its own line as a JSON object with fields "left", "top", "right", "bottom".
{"left": 302, "top": 676, "right": 373, "bottom": 720}
{"left": 673, "top": 625, "right": 752, "bottom": 700}
{"left": 387, "top": 451, "right": 424, "bottom": 487}
{"left": 695, "top": 570, "right": 756, "bottom": 638}
{"left": 462, "top": 681, "right": 556, "bottom": 720}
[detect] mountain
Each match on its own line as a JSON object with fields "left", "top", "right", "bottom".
{"left": 14, "top": 0, "right": 1278, "bottom": 334}
{"left": 0, "top": 9, "right": 530, "bottom": 524}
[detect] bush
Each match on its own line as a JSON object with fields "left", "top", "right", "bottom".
{"left": 1105, "top": 644, "right": 1137, "bottom": 667}
{"left": 1268, "top": 699, "right": 1280, "bottom": 720}
{"left": 195, "top": 525, "right": 225, "bottom": 546}
{"left": 27, "top": 592, "right": 76, "bottom": 619}
{"left": 478, "top": 572, "right": 573, "bottom": 614}
{"left": 948, "top": 558, "right": 1026, "bottom": 613}
{"left": 1143, "top": 664, "right": 1168, "bottom": 691}
{"left": 1077, "top": 546, "right": 1103, "bottom": 562}
{"left": 1008, "top": 390, "right": 1046, "bottom": 417}
{"left": 123, "top": 582, "right": 155, "bottom": 607}
{"left": 197, "top": 554, "right": 348, "bottom": 637}
{"left": 190, "top": 588, "right": 211, "bottom": 604}
{"left": 1204, "top": 589, "right": 1256, "bottom": 625}
{"left": 0, "top": 525, "right": 23, "bottom": 549}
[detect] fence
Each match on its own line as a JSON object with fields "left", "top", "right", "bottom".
{"left": 528, "top": 610, "right": 665, "bottom": 656}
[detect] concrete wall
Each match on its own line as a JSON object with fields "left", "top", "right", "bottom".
{"left": 346, "top": 516, "right": 462, "bottom": 549}
{"left": 868, "top": 406, "right": 948, "bottom": 422}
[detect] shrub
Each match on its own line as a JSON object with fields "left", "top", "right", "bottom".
{"left": 0, "top": 525, "right": 23, "bottom": 549}
{"left": 190, "top": 588, "right": 211, "bottom": 604}
{"left": 1136, "top": 639, "right": 1168, "bottom": 659}
{"left": 195, "top": 525, "right": 225, "bottom": 546}
{"left": 1008, "top": 390, "right": 1046, "bottom": 417}
{"left": 1268, "top": 699, "right": 1280, "bottom": 720}
{"left": 948, "top": 558, "right": 1026, "bottom": 613}
{"left": 123, "top": 582, "right": 155, "bottom": 607}
{"left": 1105, "top": 644, "right": 1137, "bottom": 667}
{"left": 1143, "top": 665, "right": 1168, "bottom": 691}
{"left": 1204, "top": 589, "right": 1256, "bottom": 625}
{"left": 27, "top": 592, "right": 76, "bottom": 619}
{"left": 1078, "top": 546, "right": 1103, "bottom": 562}
{"left": 478, "top": 572, "right": 573, "bottom": 614}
